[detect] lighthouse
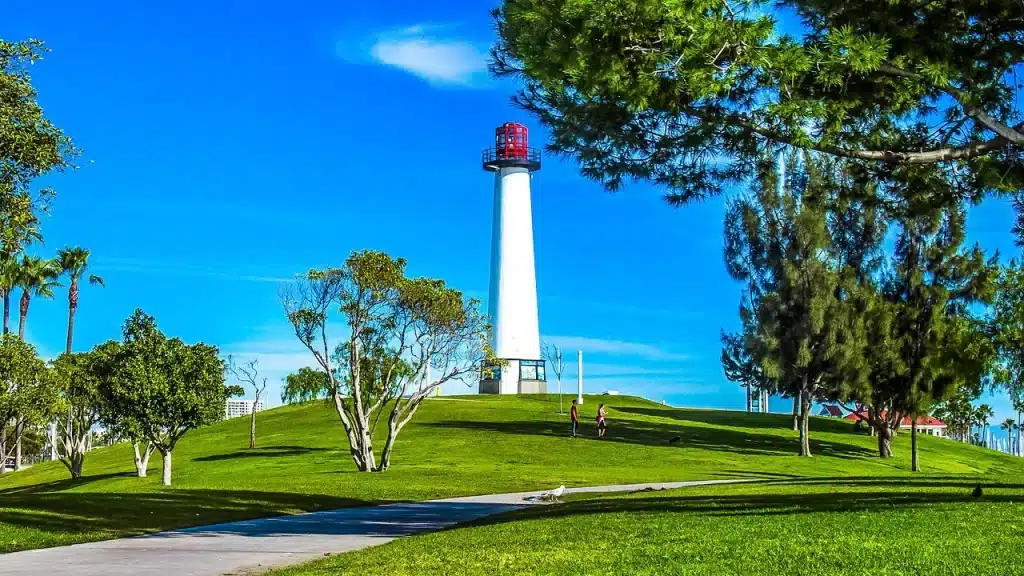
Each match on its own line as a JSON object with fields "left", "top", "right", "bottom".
{"left": 479, "top": 122, "right": 547, "bottom": 394}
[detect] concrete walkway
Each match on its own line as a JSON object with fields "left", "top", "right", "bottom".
{"left": 0, "top": 479, "right": 752, "bottom": 576}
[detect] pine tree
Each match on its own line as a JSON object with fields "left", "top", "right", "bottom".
{"left": 724, "top": 154, "right": 872, "bottom": 456}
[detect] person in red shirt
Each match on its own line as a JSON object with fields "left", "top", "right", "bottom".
{"left": 570, "top": 399, "right": 579, "bottom": 438}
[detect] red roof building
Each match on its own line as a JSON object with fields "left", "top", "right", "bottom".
{"left": 844, "top": 411, "right": 947, "bottom": 437}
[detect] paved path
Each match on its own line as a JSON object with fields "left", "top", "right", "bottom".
{"left": 0, "top": 479, "right": 753, "bottom": 576}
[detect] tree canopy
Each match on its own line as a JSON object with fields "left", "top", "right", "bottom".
{"left": 492, "top": 0, "right": 1024, "bottom": 216}
{"left": 96, "top": 310, "right": 230, "bottom": 485}
{"left": 283, "top": 250, "right": 492, "bottom": 472}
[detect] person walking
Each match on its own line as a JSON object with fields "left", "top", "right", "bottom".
{"left": 597, "top": 403, "right": 607, "bottom": 438}
{"left": 570, "top": 399, "right": 579, "bottom": 438}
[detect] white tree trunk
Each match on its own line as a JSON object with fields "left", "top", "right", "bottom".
{"left": 161, "top": 450, "right": 172, "bottom": 486}
{"left": 14, "top": 420, "right": 22, "bottom": 470}
{"left": 133, "top": 442, "right": 154, "bottom": 477}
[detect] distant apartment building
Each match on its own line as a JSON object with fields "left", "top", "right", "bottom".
{"left": 225, "top": 399, "right": 265, "bottom": 419}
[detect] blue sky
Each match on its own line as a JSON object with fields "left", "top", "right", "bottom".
{"left": 4, "top": 1, "right": 1020, "bottom": 422}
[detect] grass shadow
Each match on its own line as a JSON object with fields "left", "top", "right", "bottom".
{"left": 0, "top": 472, "right": 137, "bottom": 496}
{"left": 0, "top": 488, "right": 379, "bottom": 553}
{"left": 616, "top": 406, "right": 858, "bottom": 434}
{"left": 194, "top": 445, "right": 331, "bottom": 462}
{"left": 455, "top": 477, "right": 1024, "bottom": 531}
{"left": 425, "top": 418, "right": 874, "bottom": 459}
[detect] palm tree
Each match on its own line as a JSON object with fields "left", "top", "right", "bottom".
{"left": 974, "top": 404, "right": 995, "bottom": 446}
{"left": 1001, "top": 418, "right": 1017, "bottom": 454}
{"left": 57, "top": 247, "right": 104, "bottom": 354}
{"left": 15, "top": 255, "right": 61, "bottom": 339}
{"left": 0, "top": 203, "right": 44, "bottom": 335}
{"left": 0, "top": 254, "right": 18, "bottom": 335}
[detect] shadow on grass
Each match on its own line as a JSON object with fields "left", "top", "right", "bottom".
{"left": 194, "top": 445, "right": 331, "bottom": 462}
{"left": 455, "top": 477, "right": 1024, "bottom": 531}
{"left": 426, "top": 418, "right": 874, "bottom": 459}
{"left": 0, "top": 472, "right": 137, "bottom": 496}
{"left": 616, "top": 406, "right": 858, "bottom": 434}
{"left": 0, "top": 488, "right": 379, "bottom": 552}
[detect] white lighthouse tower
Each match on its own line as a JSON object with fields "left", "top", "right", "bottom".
{"left": 479, "top": 122, "right": 547, "bottom": 394}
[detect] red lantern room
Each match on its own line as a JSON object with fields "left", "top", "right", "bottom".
{"left": 482, "top": 122, "right": 541, "bottom": 172}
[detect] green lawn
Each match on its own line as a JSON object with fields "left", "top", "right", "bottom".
{"left": 273, "top": 477, "right": 1024, "bottom": 576}
{"left": 0, "top": 394, "right": 1020, "bottom": 554}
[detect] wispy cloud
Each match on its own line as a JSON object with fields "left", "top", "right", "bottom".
{"left": 544, "top": 335, "right": 691, "bottom": 362}
{"left": 337, "top": 24, "right": 490, "bottom": 88}
{"left": 94, "top": 257, "right": 292, "bottom": 284}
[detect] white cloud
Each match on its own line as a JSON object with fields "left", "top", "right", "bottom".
{"left": 544, "top": 335, "right": 691, "bottom": 362}
{"left": 338, "top": 24, "right": 490, "bottom": 88}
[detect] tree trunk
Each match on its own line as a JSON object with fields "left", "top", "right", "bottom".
{"left": 18, "top": 291, "right": 29, "bottom": 340}
{"left": 378, "top": 399, "right": 425, "bottom": 472}
{"left": 911, "top": 420, "right": 920, "bottom": 471}
{"left": 0, "top": 425, "right": 6, "bottom": 474}
{"left": 133, "top": 442, "right": 154, "bottom": 477}
{"left": 379, "top": 420, "right": 398, "bottom": 472}
{"left": 877, "top": 424, "right": 893, "bottom": 457}
{"left": 332, "top": 392, "right": 372, "bottom": 472}
{"left": 249, "top": 391, "right": 259, "bottom": 449}
{"left": 66, "top": 280, "right": 78, "bottom": 354}
{"left": 2, "top": 289, "right": 9, "bottom": 335}
{"left": 1017, "top": 426, "right": 1021, "bottom": 457}
{"left": 798, "top": 387, "right": 812, "bottom": 457}
{"left": 792, "top": 396, "right": 799, "bottom": 431}
{"left": 14, "top": 419, "right": 22, "bottom": 470}
{"left": 161, "top": 450, "right": 172, "bottom": 486}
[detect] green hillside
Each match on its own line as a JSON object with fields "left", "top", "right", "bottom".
{"left": 1, "top": 394, "right": 1020, "bottom": 553}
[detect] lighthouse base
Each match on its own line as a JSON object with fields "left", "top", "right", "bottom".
{"left": 479, "top": 359, "right": 548, "bottom": 395}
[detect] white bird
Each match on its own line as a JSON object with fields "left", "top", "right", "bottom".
{"left": 540, "top": 485, "right": 566, "bottom": 502}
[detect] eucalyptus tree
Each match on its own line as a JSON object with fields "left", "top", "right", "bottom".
{"left": 281, "top": 367, "right": 330, "bottom": 404}
{"left": 283, "top": 250, "right": 493, "bottom": 471}
{"left": 227, "top": 357, "right": 267, "bottom": 449}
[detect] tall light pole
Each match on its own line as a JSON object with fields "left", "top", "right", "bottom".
{"left": 577, "top": 349, "right": 584, "bottom": 405}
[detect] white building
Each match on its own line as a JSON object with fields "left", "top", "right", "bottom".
{"left": 225, "top": 399, "right": 264, "bottom": 419}
{"left": 479, "top": 122, "right": 547, "bottom": 395}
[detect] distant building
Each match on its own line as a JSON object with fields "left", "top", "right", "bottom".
{"left": 844, "top": 411, "right": 948, "bottom": 437}
{"left": 818, "top": 405, "right": 844, "bottom": 417}
{"left": 225, "top": 399, "right": 265, "bottom": 419}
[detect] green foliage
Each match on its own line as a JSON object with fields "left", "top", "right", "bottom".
{"left": 0, "top": 39, "right": 77, "bottom": 190}
{"left": 0, "top": 334, "right": 54, "bottom": 462}
{"left": 95, "top": 310, "right": 230, "bottom": 483}
{"left": 723, "top": 154, "right": 876, "bottom": 455}
{"left": 283, "top": 250, "right": 492, "bottom": 472}
{"left": 47, "top": 352, "right": 104, "bottom": 477}
{"left": 281, "top": 367, "right": 331, "bottom": 404}
{"left": 0, "top": 39, "right": 73, "bottom": 295}
{"left": 492, "top": 0, "right": 1024, "bottom": 209}
{"left": 991, "top": 261, "right": 1024, "bottom": 399}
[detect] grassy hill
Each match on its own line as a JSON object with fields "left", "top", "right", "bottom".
{"left": 1, "top": 394, "right": 1020, "bottom": 553}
